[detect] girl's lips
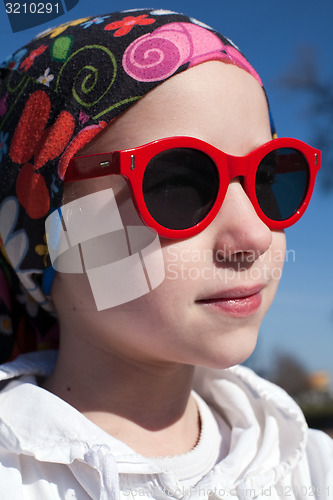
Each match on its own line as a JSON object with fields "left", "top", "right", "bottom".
{"left": 196, "top": 286, "right": 264, "bottom": 317}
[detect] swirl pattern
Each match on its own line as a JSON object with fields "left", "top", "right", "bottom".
{"left": 56, "top": 45, "right": 117, "bottom": 109}
{"left": 123, "top": 22, "right": 262, "bottom": 85}
{"left": 123, "top": 35, "right": 182, "bottom": 82}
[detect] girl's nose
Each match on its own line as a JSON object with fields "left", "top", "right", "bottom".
{"left": 212, "top": 179, "right": 273, "bottom": 263}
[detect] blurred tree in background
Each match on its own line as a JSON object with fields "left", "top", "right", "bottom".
{"left": 271, "top": 352, "right": 311, "bottom": 397}
{"left": 281, "top": 46, "right": 333, "bottom": 190}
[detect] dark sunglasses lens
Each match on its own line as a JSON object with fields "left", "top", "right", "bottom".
{"left": 255, "top": 148, "right": 309, "bottom": 222}
{"left": 142, "top": 148, "right": 219, "bottom": 230}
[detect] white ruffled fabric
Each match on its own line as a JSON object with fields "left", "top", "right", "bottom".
{"left": 0, "top": 351, "right": 332, "bottom": 499}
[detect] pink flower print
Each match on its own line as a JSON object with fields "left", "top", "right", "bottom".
{"left": 123, "top": 22, "right": 262, "bottom": 86}
{"left": 104, "top": 14, "right": 155, "bottom": 37}
{"left": 0, "top": 92, "right": 8, "bottom": 117}
{"left": 79, "top": 110, "right": 90, "bottom": 124}
{"left": 123, "top": 22, "right": 225, "bottom": 82}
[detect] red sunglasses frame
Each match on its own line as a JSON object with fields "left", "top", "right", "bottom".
{"left": 66, "top": 136, "right": 321, "bottom": 239}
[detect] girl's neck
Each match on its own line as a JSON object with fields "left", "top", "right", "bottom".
{"left": 43, "top": 330, "right": 200, "bottom": 457}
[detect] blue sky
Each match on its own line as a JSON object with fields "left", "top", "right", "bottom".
{"left": 0, "top": 0, "right": 332, "bottom": 384}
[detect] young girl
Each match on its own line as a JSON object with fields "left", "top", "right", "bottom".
{"left": 0, "top": 8, "right": 331, "bottom": 500}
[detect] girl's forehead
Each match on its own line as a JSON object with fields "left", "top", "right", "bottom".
{"left": 88, "top": 62, "right": 271, "bottom": 156}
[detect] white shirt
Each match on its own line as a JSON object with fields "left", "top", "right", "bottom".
{"left": 0, "top": 350, "right": 332, "bottom": 499}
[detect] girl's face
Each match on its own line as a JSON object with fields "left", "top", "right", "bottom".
{"left": 52, "top": 61, "right": 286, "bottom": 369}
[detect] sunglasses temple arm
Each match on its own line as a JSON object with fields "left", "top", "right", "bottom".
{"left": 65, "top": 152, "right": 121, "bottom": 183}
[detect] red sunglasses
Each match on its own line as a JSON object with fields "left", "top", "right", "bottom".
{"left": 66, "top": 136, "right": 321, "bottom": 239}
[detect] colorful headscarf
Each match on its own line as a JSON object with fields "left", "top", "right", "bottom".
{"left": 0, "top": 8, "right": 271, "bottom": 362}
